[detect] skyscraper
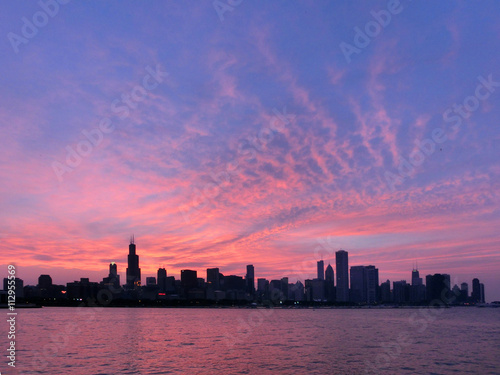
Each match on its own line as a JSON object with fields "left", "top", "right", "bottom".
{"left": 426, "top": 274, "right": 451, "bottom": 302}
{"left": 110, "top": 262, "right": 117, "bottom": 278}
{"left": 460, "top": 282, "right": 468, "bottom": 296}
{"left": 290, "top": 281, "right": 305, "bottom": 301}
{"left": 157, "top": 268, "right": 167, "bottom": 292}
{"left": 207, "top": 268, "right": 220, "bottom": 289}
{"left": 393, "top": 280, "right": 409, "bottom": 304}
{"left": 257, "top": 278, "right": 269, "bottom": 300}
{"left": 126, "top": 235, "right": 141, "bottom": 288}
{"left": 325, "top": 264, "right": 334, "bottom": 282}
{"left": 246, "top": 265, "right": 255, "bottom": 295}
{"left": 350, "top": 266, "right": 365, "bottom": 303}
{"left": 181, "top": 270, "right": 198, "bottom": 290}
{"left": 281, "top": 277, "right": 289, "bottom": 300}
{"left": 471, "top": 278, "right": 480, "bottom": 303}
{"left": 410, "top": 267, "right": 425, "bottom": 303}
{"left": 348, "top": 265, "right": 378, "bottom": 304}
{"left": 380, "top": 280, "right": 392, "bottom": 303}
{"left": 317, "top": 260, "right": 324, "bottom": 280}
{"left": 364, "top": 265, "right": 379, "bottom": 304}
{"left": 325, "top": 263, "right": 335, "bottom": 302}
{"left": 306, "top": 278, "right": 325, "bottom": 301}
{"left": 336, "top": 250, "right": 349, "bottom": 302}
{"left": 411, "top": 268, "right": 422, "bottom": 286}
{"left": 459, "top": 282, "right": 468, "bottom": 303}
{"left": 103, "top": 262, "right": 120, "bottom": 289}
{"left": 38, "top": 274, "right": 52, "bottom": 289}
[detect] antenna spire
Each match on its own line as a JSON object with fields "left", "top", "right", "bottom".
{"left": 130, "top": 234, "right": 135, "bottom": 244}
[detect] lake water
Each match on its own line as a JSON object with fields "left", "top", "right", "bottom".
{"left": 2, "top": 307, "right": 499, "bottom": 374}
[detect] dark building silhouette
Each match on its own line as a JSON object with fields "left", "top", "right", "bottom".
{"left": 289, "top": 280, "right": 305, "bottom": 301}
{"left": 472, "top": 280, "right": 485, "bottom": 304}
{"left": 472, "top": 278, "right": 480, "bottom": 302}
{"left": 20, "top": 239, "right": 491, "bottom": 307}
{"left": 461, "top": 282, "right": 468, "bottom": 296}
{"left": 257, "top": 278, "right": 269, "bottom": 300}
{"left": 411, "top": 268, "right": 421, "bottom": 285}
{"left": 126, "top": 236, "right": 141, "bottom": 288}
{"left": 67, "top": 278, "right": 100, "bottom": 300}
{"left": 380, "top": 279, "right": 392, "bottom": 303}
{"left": 246, "top": 265, "right": 255, "bottom": 295}
{"left": 325, "top": 264, "right": 335, "bottom": 302}
{"left": 304, "top": 280, "right": 312, "bottom": 301}
{"left": 305, "top": 278, "right": 325, "bottom": 301}
{"left": 102, "top": 262, "right": 120, "bottom": 289}
{"left": 350, "top": 266, "right": 365, "bottom": 303}
{"left": 269, "top": 279, "right": 281, "bottom": 292}
{"left": 350, "top": 265, "right": 379, "bottom": 304}
{"left": 142, "top": 276, "right": 160, "bottom": 301}
{"left": 222, "top": 275, "right": 245, "bottom": 300}
{"left": 110, "top": 262, "right": 118, "bottom": 278}
{"left": 269, "top": 279, "right": 285, "bottom": 300}
{"left": 393, "top": 280, "right": 409, "bottom": 304}
{"left": 181, "top": 270, "right": 198, "bottom": 290}
{"left": 458, "top": 282, "right": 468, "bottom": 303}
{"left": 157, "top": 268, "right": 167, "bottom": 292}
{"left": 409, "top": 268, "right": 425, "bottom": 303}
{"left": 207, "top": 268, "right": 220, "bottom": 290}
{"left": 336, "top": 250, "right": 349, "bottom": 302}
{"left": 36, "top": 275, "right": 66, "bottom": 300}
{"left": 38, "top": 274, "right": 52, "bottom": 289}
{"left": 452, "top": 284, "right": 461, "bottom": 303}
{"left": 197, "top": 277, "right": 205, "bottom": 288}
{"left": 182, "top": 270, "right": 203, "bottom": 299}
{"left": 0, "top": 291, "right": 6, "bottom": 304}
{"left": 317, "top": 260, "right": 324, "bottom": 281}
{"left": 205, "top": 268, "right": 220, "bottom": 300}
{"left": 365, "top": 266, "right": 379, "bottom": 303}
{"left": 426, "top": 274, "right": 451, "bottom": 303}
{"left": 281, "top": 277, "right": 289, "bottom": 300}
{"left": 164, "top": 276, "right": 176, "bottom": 294}
{"left": 325, "top": 263, "right": 334, "bottom": 282}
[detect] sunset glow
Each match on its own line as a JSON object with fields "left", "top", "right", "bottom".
{"left": 1, "top": 1, "right": 499, "bottom": 301}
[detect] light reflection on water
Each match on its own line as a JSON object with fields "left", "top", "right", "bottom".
{"left": 5, "top": 307, "right": 500, "bottom": 374}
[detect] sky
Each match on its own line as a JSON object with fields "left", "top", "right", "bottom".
{"left": 0, "top": 1, "right": 499, "bottom": 301}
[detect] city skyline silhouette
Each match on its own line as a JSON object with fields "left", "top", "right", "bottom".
{"left": 4, "top": 236, "right": 491, "bottom": 306}
{"left": 1, "top": 1, "right": 500, "bottom": 374}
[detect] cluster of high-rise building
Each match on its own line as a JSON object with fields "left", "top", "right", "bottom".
{"left": 1, "top": 238, "right": 487, "bottom": 305}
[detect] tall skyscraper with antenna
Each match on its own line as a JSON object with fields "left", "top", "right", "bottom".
{"left": 126, "top": 235, "right": 141, "bottom": 288}
{"left": 317, "top": 260, "right": 324, "bottom": 280}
